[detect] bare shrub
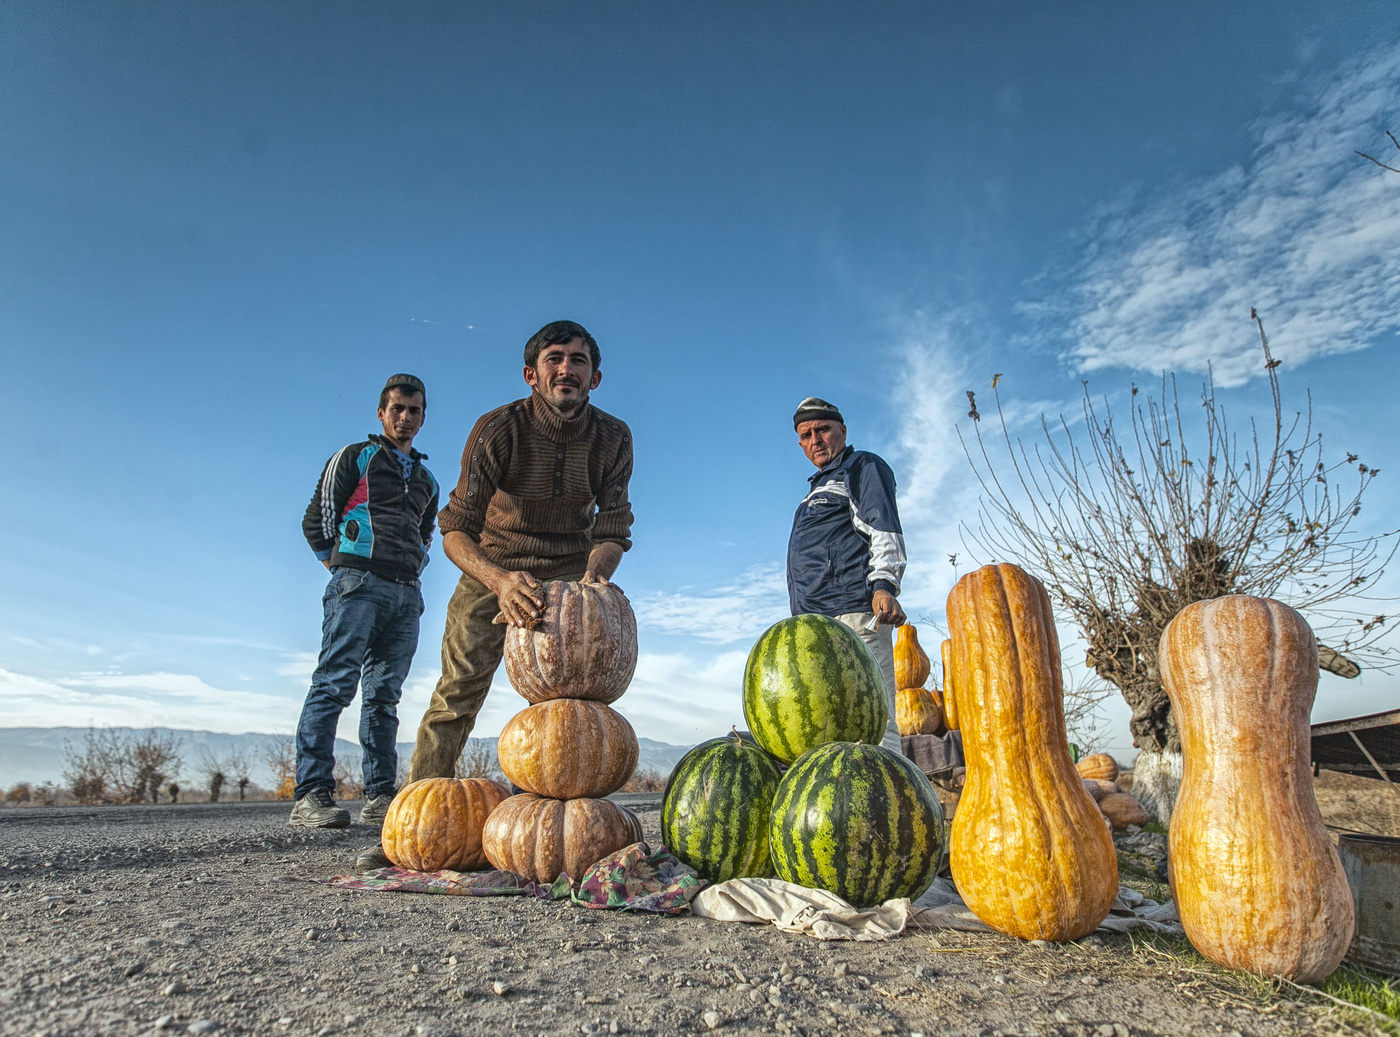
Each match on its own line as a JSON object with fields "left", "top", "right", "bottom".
{"left": 63, "top": 728, "right": 113, "bottom": 804}
{"left": 5, "top": 783, "right": 32, "bottom": 805}
{"left": 455, "top": 740, "right": 503, "bottom": 782}
{"left": 224, "top": 749, "right": 253, "bottom": 801}
{"left": 334, "top": 755, "right": 365, "bottom": 800}
{"left": 622, "top": 768, "right": 666, "bottom": 793}
{"left": 197, "top": 748, "right": 226, "bottom": 803}
{"left": 264, "top": 737, "right": 297, "bottom": 800}
{"left": 63, "top": 728, "right": 184, "bottom": 805}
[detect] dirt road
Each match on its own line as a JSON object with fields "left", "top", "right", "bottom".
{"left": 0, "top": 799, "right": 1373, "bottom": 1037}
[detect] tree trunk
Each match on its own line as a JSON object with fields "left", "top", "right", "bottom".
{"left": 1130, "top": 748, "right": 1182, "bottom": 825}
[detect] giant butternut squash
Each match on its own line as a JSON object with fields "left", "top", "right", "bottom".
{"left": 940, "top": 638, "right": 959, "bottom": 731}
{"left": 946, "top": 563, "right": 1117, "bottom": 941}
{"left": 1160, "top": 595, "right": 1354, "bottom": 983}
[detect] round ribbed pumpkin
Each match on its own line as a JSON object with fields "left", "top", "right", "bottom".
{"left": 940, "top": 638, "right": 959, "bottom": 731}
{"left": 1161, "top": 594, "right": 1354, "bottom": 983}
{"left": 496, "top": 699, "right": 638, "bottom": 799}
{"left": 1081, "top": 778, "right": 1120, "bottom": 802}
{"left": 1076, "top": 753, "right": 1120, "bottom": 783}
{"left": 662, "top": 730, "right": 782, "bottom": 883}
{"left": 770, "top": 741, "right": 943, "bottom": 908}
{"left": 894, "top": 623, "right": 932, "bottom": 690}
{"left": 381, "top": 777, "right": 511, "bottom": 872}
{"left": 896, "top": 686, "right": 944, "bottom": 736}
{"left": 947, "top": 563, "right": 1118, "bottom": 942}
{"left": 502, "top": 580, "right": 638, "bottom": 704}
{"left": 742, "top": 614, "right": 887, "bottom": 763}
{"left": 482, "top": 794, "right": 644, "bottom": 883}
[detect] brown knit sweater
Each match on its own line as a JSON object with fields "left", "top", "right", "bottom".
{"left": 437, "top": 392, "right": 634, "bottom": 579}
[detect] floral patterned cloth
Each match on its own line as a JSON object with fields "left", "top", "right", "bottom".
{"left": 318, "top": 841, "right": 704, "bottom": 915}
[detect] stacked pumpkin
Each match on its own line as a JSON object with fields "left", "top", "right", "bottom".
{"left": 893, "top": 624, "right": 944, "bottom": 736}
{"left": 663, "top": 613, "right": 946, "bottom": 908}
{"left": 481, "top": 580, "right": 646, "bottom": 883}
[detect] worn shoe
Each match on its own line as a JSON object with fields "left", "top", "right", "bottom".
{"left": 354, "top": 844, "right": 393, "bottom": 872}
{"left": 358, "top": 794, "right": 394, "bottom": 826}
{"left": 288, "top": 789, "right": 351, "bottom": 829}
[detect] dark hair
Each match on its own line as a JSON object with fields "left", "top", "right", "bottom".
{"left": 523, "top": 320, "right": 601, "bottom": 372}
{"left": 379, "top": 385, "right": 426, "bottom": 411}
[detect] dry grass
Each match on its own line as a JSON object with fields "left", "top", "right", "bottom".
{"left": 1314, "top": 769, "right": 1400, "bottom": 838}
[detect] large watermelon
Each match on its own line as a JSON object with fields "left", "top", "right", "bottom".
{"left": 743, "top": 614, "right": 887, "bottom": 763}
{"left": 662, "top": 731, "right": 781, "bottom": 883}
{"left": 770, "top": 741, "right": 944, "bottom": 907}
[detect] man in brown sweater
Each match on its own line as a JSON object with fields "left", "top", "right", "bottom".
{"left": 407, "top": 320, "right": 634, "bottom": 781}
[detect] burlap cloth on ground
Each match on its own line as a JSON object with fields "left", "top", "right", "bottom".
{"left": 691, "top": 876, "right": 1180, "bottom": 941}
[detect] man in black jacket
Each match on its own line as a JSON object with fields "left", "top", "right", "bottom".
{"left": 292, "top": 375, "right": 440, "bottom": 828}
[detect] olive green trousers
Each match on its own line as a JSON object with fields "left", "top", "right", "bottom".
{"left": 408, "top": 569, "right": 584, "bottom": 782}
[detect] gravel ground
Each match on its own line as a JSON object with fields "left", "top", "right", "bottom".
{"left": 0, "top": 799, "right": 1378, "bottom": 1037}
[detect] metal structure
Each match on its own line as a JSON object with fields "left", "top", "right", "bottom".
{"left": 1311, "top": 708, "right": 1400, "bottom": 784}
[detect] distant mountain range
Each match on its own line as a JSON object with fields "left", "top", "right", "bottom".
{"left": 0, "top": 727, "right": 695, "bottom": 791}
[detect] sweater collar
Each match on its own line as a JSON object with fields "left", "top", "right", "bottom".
{"left": 527, "top": 390, "right": 594, "bottom": 443}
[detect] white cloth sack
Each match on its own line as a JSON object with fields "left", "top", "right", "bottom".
{"left": 692, "top": 875, "right": 1181, "bottom": 941}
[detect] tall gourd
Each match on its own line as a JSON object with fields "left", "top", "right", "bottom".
{"left": 946, "top": 563, "right": 1117, "bottom": 941}
{"left": 894, "top": 624, "right": 932, "bottom": 690}
{"left": 940, "top": 638, "right": 959, "bottom": 731}
{"left": 1160, "top": 595, "right": 1354, "bottom": 983}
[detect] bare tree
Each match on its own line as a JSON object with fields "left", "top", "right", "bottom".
{"left": 62, "top": 728, "right": 184, "bottom": 805}
{"left": 334, "top": 752, "right": 365, "bottom": 801}
{"left": 197, "top": 748, "right": 227, "bottom": 803}
{"left": 1356, "top": 129, "right": 1400, "bottom": 174}
{"left": 224, "top": 748, "right": 253, "bottom": 801}
{"left": 264, "top": 737, "right": 297, "bottom": 801}
{"left": 63, "top": 728, "right": 113, "bottom": 804}
{"left": 455, "top": 740, "right": 503, "bottom": 782}
{"left": 962, "top": 315, "right": 1395, "bottom": 821}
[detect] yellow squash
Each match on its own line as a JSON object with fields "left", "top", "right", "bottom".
{"left": 946, "top": 563, "right": 1118, "bottom": 941}
{"left": 1160, "top": 595, "right": 1354, "bottom": 982}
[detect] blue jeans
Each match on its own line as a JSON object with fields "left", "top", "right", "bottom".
{"left": 295, "top": 567, "right": 423, "bottom": 801}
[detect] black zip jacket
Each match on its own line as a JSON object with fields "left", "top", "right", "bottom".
{"left": 301, "top": 435, "right": 440, "bottom": 584}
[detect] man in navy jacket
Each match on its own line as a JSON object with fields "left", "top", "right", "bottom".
{"left": 787, "top": 397, "right": 907, "bottom": 752}
{"left": 293, "top": 374, "right": 439, "bottom": 828}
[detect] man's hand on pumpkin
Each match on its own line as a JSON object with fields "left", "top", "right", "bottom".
{"left": 494, "top": 570, "right": 545, "bottom": 626}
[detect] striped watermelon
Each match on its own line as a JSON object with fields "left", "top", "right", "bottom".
{"left": 743, "top": 614, "right": 887, "bottom": 763}
{"left": 770, "top": 741, "right": 944, "bottom": 907}
{"left": 662, "top": 731, "right": 782, "bottom": 883}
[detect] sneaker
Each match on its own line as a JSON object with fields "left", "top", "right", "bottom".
{"left": 358, "top": 794, "right": 394, "bottom": 826}
{"left": 354, "top": 844, "right": 393, "bottom": 872}
{"left": 288, "top": 789, "right": 351, "bottom": 829}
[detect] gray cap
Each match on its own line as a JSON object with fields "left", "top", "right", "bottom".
{"left": 793, "top": 396, "right": 843, "bottom": 429}
{"left": 383, "top": 373, "right": 426, "bottom": 400}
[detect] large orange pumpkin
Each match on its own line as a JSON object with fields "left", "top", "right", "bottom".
{"left": 1160, "top": 594, "right": 1354, "bottom": 983}
{"left": 496, "top": 699, "right": 639, "bottom": 799}
{"left": 894, "top": 624, "right": 932, "bottom": 690}
{"left": 482, "top": 794, "right": 644, "bottom": 883}
{"left": 381, "top": 777, "right": 511, "bottom": 872}
{"left": 502, "top": 580, "right": 638, "bottom": 704}
{"left": 896, "top": 686, "right": 944, "bottom": 736}
{"left": 947, "top": 563, "right": 1118, "bottom": 942}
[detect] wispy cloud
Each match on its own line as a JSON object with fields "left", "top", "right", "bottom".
{"left": 1037, "top": 42, "right": 1400, "bottom": 386}
{"left": 632, "top": 564, "right": 790, "bottom": 644}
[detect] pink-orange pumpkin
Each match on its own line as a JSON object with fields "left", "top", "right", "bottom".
{"left": 381, "top": 777, "right": 511, "bottom": 871}
{"left": 502, "top": 581, "right": 638, "bottom": 704}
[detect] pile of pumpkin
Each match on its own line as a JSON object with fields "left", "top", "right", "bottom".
{"left": 662, "top": 612, "right": 947, "bottom": 909}
{"left": 380, "top": 580, "right": 647, "bottom": 883}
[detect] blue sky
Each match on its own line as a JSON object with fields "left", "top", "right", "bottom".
{"left": 2, "top": 2, "right": 1398, "bottom": 760}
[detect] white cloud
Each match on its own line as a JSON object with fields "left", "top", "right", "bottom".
{"left": 0, "top": 666, "right": 301, "bottom": 732}
{"left": 276, "top": 652, "right": 319, "bottom": 678}
{"left": 1039, "top": 41, "right": 1400, "bottom": 386}
{"left": 632, "top": 564, "right": 790, "bottom": 644}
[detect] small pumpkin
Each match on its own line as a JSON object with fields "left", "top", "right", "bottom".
{"left": 894, "top": 623, "right": 932, "bottom": 690}
{"left": 381, "top": 777, "right": 511, "bottom": 872}
{"left": 1161, "top": 594, "right": 1354, "bottom": 983}
{"left": 496, "top": 699, "right": 639, "bottom": 799}
{"left": 896, "top": 686, "right": 944, "bottom": 736}
{"left": 482, "top": 794, "right": 644, "bottom": 883}
{"left": 940, "top": 638, "right": 959, "bottom": 731}
{"left": 946, "top": 563, "right": 1118, "bottom": 942}
{"left": 1098, "top": 793, "right": 1150, "bottom": 830}
{"left": 1076, "top": 753, "right": 1120, "bottom": 783}
{"left": 502, "top": 580, "right": 638, "bottom": 704}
